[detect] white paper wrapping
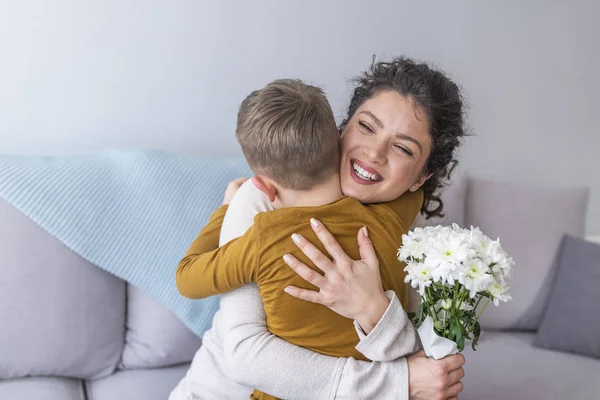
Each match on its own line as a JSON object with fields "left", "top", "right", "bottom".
{"left": 417, "top": 316, "right": 459, "bottom": 360}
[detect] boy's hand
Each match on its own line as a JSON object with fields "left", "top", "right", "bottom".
{"left": 223, "top": 177, "right": 249, "bottom": 205}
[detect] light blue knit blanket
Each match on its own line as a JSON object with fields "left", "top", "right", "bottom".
{"left": 0, "top": 149, "right": 251, "bottom": 337}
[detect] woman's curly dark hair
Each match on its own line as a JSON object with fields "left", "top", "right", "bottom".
{"left": 339, "top": 56, "right": 468, "bottom": 219}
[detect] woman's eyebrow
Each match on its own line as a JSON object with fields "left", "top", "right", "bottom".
{"left": 358, "top": 111, "right": 384, "bottom": 128}
{"left": 395, "top": 132, "right": 423, "bottom": 154}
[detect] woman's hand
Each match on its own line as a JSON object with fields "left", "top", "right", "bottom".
{"left": 222, "top": 177, "right": 249, "bottom": 205}
{"left": 282, "top": 218, "right": 390, "bottom": 334}
{"left": 408, "top": 351, "right": 465, "bottom": 400}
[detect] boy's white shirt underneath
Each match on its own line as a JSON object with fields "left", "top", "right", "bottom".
{"left": 170, "top": 180, "right": 419, "bottom": 400}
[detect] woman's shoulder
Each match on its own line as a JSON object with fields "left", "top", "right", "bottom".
{"left": 367, "top": 189, "right": 424, "bottom": 230}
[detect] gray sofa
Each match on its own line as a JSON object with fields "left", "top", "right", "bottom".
{"left": 1, "top": 175, "right": 599, "bottom": 400}
{"left": 0, "top": 196, "right": 200, "bottom": 400}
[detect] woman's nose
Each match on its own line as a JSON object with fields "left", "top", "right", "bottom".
{"left": 365, "top": 144, "right": 387, "bottom": 165}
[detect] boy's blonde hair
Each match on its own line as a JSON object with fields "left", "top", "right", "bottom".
{"left": 236, "top": 79, "right": 340, "bottom": 190}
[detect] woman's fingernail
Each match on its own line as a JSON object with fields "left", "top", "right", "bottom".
{"left": 283, "top": 254, "right": 292, "bottom": 264}
{"left": 310, "top": 218, "right": 319, "bottom": 227}
{"left": 362, "top": 226, "right": 368, "bottom": 237}
{"left": 291, "top": 233, "right": 302, "bottom": 244}
{"left": 284, "top": 287, "right": 292, "bottom": 294}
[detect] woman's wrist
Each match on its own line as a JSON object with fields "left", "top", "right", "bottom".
{"left": 355, "top": 292, "right": 390, "bottom": 334}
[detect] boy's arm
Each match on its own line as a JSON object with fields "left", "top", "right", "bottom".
{"left": 176, "top": 218, "right": 260, "bottom": 299}
{"left": 176, "top": 179, "right": 273, "bottom": 299}
{"left": 354, "top": 290, "right": 421, "bottom": 362}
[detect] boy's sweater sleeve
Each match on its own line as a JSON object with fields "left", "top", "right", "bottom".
{"left": 354, "top": 291, "right": 421, "bottom": 362}
{"left": 192, "top": 204, "right": 228, "bottom": 253}
{"left": 176, "top": 207, "right": 260, "bottom": 299}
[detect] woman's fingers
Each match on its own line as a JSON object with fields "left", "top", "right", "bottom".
{"left": 309, "top": 218, "right": 349, "bottom": 263}
{"left": 446, "top": 380, "right": 464, "bottom": 398}
{"left": 282, "top": 254, "right": 327, "bottom": 288}
{"left": 283, "top": 285, "right": 322, "bottom": 304}
{"left": 356, "top": 226, "right": 378, "bottom": 266}
{"left": 291, "top": 233, "right": 334, "bottom": 273}
{"left": 441, "top": 354, "right": 466, "bottom": 373}
{"left": 447, "top": 366, "right": 465, "bottom": 385}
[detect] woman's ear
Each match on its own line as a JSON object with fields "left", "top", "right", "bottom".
{"left": 411, "top": 173, "right": 433, "bottom": 192}
{"left": 251, "top": 175, "right": 277, "bottom": 203}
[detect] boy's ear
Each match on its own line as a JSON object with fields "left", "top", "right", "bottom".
{"left": 251, "top": 175, "right": 277, "bottom": 203}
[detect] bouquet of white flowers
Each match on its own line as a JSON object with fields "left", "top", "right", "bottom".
{"left": 398, "top": 224, "right": 514, "bottom": 359}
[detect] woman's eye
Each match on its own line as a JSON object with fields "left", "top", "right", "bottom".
{"left": 359, "top": 121, "right": 374, "bottom": 133}
{"left": 395, "top": 145, "right": 413, "bottom": 156}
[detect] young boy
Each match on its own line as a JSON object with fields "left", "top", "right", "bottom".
{"left": 176, "top": 79, "right": 422, "bottom": 399}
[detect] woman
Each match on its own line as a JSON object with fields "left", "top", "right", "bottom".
{"left": 172, "top": 56, "right": 467, "bottom": 399}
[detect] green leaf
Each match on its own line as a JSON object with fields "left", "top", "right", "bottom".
{"left": 413, "top": 303, "right": 426, "bottom": 328}
{"left": 448, "top": 317, "right": 463, "bottom": 351}
{"left": 447, "top": 317, "right": 465, "bottom": 351}
{"left": 449, "top": 318, "right": 459, "bottom": 339}
{"left": 456, "top": 332, "right": 465, "bottom": 352}
{"left": 471, "top": 322, "right": 481, "bottom": 351}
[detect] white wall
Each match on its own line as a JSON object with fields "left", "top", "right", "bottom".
{"left": 0, "top": 0, "right": 598, "bottom": 232}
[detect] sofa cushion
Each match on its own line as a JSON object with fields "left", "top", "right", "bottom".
{"left": 534, "top": 235, "right": 600, "bottom": 358}
{"left": 120, "top": 285, "right": 202, "bottom": 369}
{"left": 465, "top": 178, "right": 588, "bottom": 330}
{"left": 0, "top": 198, "right": 126, "bottom": 379}
{"left": 461, "top": 332, "right": 600, "bottom": 399}
{"left": 0, "top": 376, "right": 85, "bottom": 400}
{"left": 86, "top": 363, "right": 189, "bottom": 400}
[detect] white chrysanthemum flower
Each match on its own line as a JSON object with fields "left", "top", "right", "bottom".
{"left": 487, "top": 240, "right": 509, "bottom": 266}
{"left": 465, "top": 258, "right": 490, "bottom": 280}
{"left": 467, "top": 274, "right": 495, "bottom": 298}
{"left": 493, "top": 257, "right": 515, "bottom": 280}
{"left": 425, "top": 235, "right": 470, "bottom": 284}
{"left": 403, "top": 261, "right": 433, "bottom": 295}
{"left": 456, "top": 257, "right": 494, "bottom": 298}
{"left": 489, "top": 282, "right": 512, "bottom": 306}
{"left": 398, "top": 233, "right": 427, "bottom": 262}
{"left": 398, "top": 222, "right": 514, "bottom": 341}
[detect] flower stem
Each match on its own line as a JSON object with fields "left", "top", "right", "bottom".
{"left": 456, "top": 287, "right": 466, "bottom": 312}
{"left": 474, "top": 295, "right": 483, "bottom": 310}
{"left": 425, "top": 286, "right": 438, "bottom": 323}
{"left": 476, "top": 298, "right": 491, "bottom": 321}
{"left": 452, "top": 281, "right": 460, "bottom": 312}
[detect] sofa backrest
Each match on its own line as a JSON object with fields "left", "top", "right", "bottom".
{"left": 0, "top": 198, "right": 125, "bottom": 379}
{"left": 0, "top": 198, "right": 202, "bottom": 379}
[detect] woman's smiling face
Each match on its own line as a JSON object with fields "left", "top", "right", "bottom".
{"left": 340, "top": 90, "right": 432, "bottom": 204}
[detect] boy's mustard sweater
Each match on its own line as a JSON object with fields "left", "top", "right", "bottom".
{"left": 176, "top": 190, "right": 423, "bottom": 399}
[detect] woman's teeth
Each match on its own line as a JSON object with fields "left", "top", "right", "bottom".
{"left": 352, "top": 162, "right": 379, "bottom": 181}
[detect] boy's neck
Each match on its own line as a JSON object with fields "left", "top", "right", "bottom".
{"left": 275, "top": 174, "right": 343, "bottom": 209}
